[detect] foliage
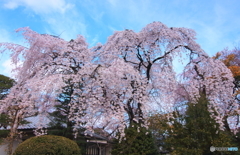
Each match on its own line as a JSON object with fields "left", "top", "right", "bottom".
{"left": 213, "top": 47, "right": 240, "bottom": 91}
{"left": 149, "top": 94, "right": 237, "bottom": 155}
{"left": 47, "top": 79, "right": 76, "bottom": 139}
{"left": 0, "top": 22, "right": 235, "bottom": 140}
{"left": 0, "top": 74, "right": 15, "bottom": 129}
{"left": 47, "top": 80, "right": 87, "bottom": 155}
{"left": 0, "top": 74, "right": 15, "bottom": 100}
{"left": 148, "top": 113, "right": 170, "bottom": 154}
{"left": 0, "top": 129, "right": 10, "bottom": 144}
{"left": 0, "top": 113, "right": 11, "bottom": 129}
{"left": 213, "top": 47, "right": 240, "bottom": 140}
{"left": 13, "top": 135, "right": 81, "bottom": 155}
{"left": 0, "top": 74, "right": 31, "bottom": 155}
{"left": 0, "top": 130, "right": 10, "bottom": 138}
{"left": 112, "top": 123, "right": 158, "bottom": 155}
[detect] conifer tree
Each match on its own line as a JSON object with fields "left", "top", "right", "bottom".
{"left": 112, "top": 123, "right": 159, "bottom": 155}
{"left": 0, "top": 74, "right": 15, "bottom": 100}
{"left": 149, "top": 93, "right": 238, "bottom": 155}
{"left": 48, "top": 81, "right": 75, "bottom": 139}
{"left": 164, "top": 94, "right": 237, "bottom": 155}
{"left": 0, "top": 74, "right": 15, "bottom": 132}
{"left": 48, "top": 79, "right": 86, "bottom": 154}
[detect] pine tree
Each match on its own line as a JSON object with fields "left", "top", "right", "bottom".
{"left": 47, "top": 80, "right": 87, "bottom": 154}
{"left": 164, "top": 94, "right": 237, "bottom": 155}
{"left": 48, "top": 82, "right": 75, "bottom": 139}
{"left": 0, "top": 74, "right": 15, "bottom": 100}
{"left": 0, "top": 74, "right": 15, "bottom": 133}
{"left": 112, "top": 123, "right": 159, "bottom": 155}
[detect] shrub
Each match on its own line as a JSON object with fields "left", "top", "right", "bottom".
{"left": 13, "top": 135, "right": 81, "bottom": 155}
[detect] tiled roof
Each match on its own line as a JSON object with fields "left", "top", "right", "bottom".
{"left": 18, "top": 116, "right": 50, "bottom": 129}
{"left": 0, "top": 116, "right": 110, "bottom": 141}
{"left": 84, "top": 130, "right": 108, "bottom": 140}
{"left": 0, "top": 115, "right": 50, "bottom": 130}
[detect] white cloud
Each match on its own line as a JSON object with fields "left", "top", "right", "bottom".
{"left": 106, "top": 0, "right": 153, "bottom": 25}
{"left": 1, "top": 59, "right": 14, "bottom": 78}
{"left": 3, "top": 0, "right": 74, "bottom": 14}
{"left": 3, "top": 0, "right": 88, "bottom": 42}
{"left": 0, "top": 28, "right": 24, "bottom": 78}
{"left": 3, "top": 1, "right": 19, "bottom": 9}
{"left": 80, "top": 0, "right": 105, "bottom": 24}
{"left": 43, "top": 14, "right": 88, "bottom": 41}
{"left": 1, "top": 58, "right": 23, "bottom": 78}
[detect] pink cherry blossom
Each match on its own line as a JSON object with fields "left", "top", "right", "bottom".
{"left": 0, "top": 22, "right": 237, "bottom": 140}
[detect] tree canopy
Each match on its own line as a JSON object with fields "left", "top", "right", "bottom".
{"left": 0, "top": 74, "right": 15, "bottom": 100}
{"left": 112, "top": 123, "right": 158, "bottom": 155}
{"left": 213, "top": 47, "right": 240, "bottom": 98}
{"left": 0, "top": 22, "right": 237, "bottom": 140}
{"left": 213, "top": 46, "right": 240, "bottom": 143}
{"left": 0, "top": 74, "right": 15, "bottom": 129}
{"left": 149, "top": 100, "right": 237, "bottom": 154}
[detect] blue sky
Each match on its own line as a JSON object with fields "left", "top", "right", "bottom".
{"left": 0, "top": 0, "right": 240, "bottom": 78}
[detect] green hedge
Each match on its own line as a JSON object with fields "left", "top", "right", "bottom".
{"left": 13, "top": 135, "right": 81, "bottom": 155}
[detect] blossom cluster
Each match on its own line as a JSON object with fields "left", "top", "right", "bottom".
{"left": 0, "top": 22, "right": 237, "bottom": 138}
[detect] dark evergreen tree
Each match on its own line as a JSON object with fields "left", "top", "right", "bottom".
{"left": 112, "top": 123, "right": 159, "bottom": 155}
{"left": 0, "top": 74, "right": 15, "bottom": 100}
{"left": 48, "top": 81, "right": 74, "bottom": 139}
{"left": 163, "top": 94, "right": 237, "bottom": 155}
{"left": 47, "top": 79, "right": 86, "bottom": 155}
{"left": 0, "top": 74, "right": 15, "bottom": 130}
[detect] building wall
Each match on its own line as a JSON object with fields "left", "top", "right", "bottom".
{"left": 105, "top": 145, "right": 112, "bottom": 155}
{"left": 86, "top": 143, "right": 112, "bottom": 155}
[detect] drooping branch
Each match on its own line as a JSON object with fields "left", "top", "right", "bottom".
{"left": 0, "top": 22, "right": 236, "bottom": 141}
